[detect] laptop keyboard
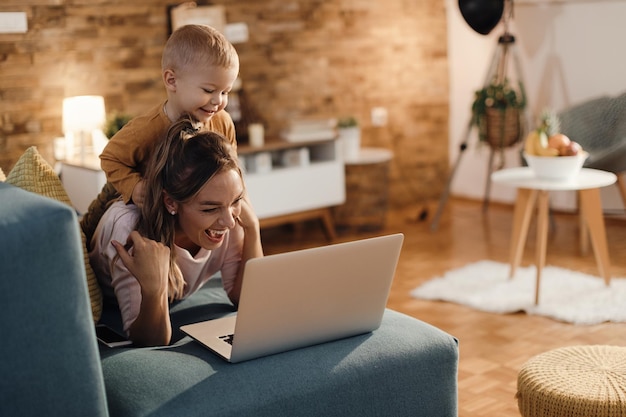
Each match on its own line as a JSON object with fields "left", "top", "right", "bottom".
{"left": 219, "top": 334, "right": 234, "bottom": 345}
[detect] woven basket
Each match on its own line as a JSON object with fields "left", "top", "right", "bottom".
{"left": 517, "top": 345, "right": 626, "bottom": 417}
{"left": 483, "top": 107, "right": 521, "bottom": 149}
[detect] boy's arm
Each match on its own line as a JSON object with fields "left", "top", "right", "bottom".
{"left": 100, "top": 104, "right": 170, "bottom": 204}
{"left": 208, "top": 110, "right": 238, "bottom": 149}
{"left": 100, "top": 131, "right": 145, "bottom": 204}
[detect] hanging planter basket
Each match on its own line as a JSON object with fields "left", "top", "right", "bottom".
{"left": 483, "top": 107, "right": 522, "bottom": 149}
{"left": 472, "top": 78, "right": 527, "bottom": 150}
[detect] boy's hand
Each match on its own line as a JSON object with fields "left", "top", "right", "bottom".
{"left": 131, "top": 180, "right": 146, "bottom": 208}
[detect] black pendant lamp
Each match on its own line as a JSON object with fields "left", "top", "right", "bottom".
{"left": 458, "top": 0, "right": 504, "bottom": 35}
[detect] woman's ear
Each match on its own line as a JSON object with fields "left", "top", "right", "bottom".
{"left": 163, "top": 69, "right": 177, "bottom": 92}
{"left": 163, "top": 191, "right": 178, "bottom": 215}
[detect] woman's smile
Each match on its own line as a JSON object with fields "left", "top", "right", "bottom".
{"left": 205, "top": 227, "right": 227, "bottom": 244}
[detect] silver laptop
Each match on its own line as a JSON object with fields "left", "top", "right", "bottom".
{"left": 180, "top": 233, "right": 404, "bottom": 363}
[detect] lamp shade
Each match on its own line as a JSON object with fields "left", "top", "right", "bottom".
{"left": 62, "top": 95, "right": 106, "bottom": 133}
{"left": 458, "top": 0, "right": 504, "bottom": 35}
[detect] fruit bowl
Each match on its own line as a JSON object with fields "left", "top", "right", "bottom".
{"left": 523, "top": 151, "right": 589, "bottom": 181}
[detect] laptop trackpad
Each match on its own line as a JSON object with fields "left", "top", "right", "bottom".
{"left": 181, "top": 315, "right": 237, "bottom": 361}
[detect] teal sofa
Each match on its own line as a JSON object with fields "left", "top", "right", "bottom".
{"left": 0, "top": 182, "right": 459, "bottom": 417}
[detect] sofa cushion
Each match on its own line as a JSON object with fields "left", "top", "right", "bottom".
{"left": 100, "top": 308, "right": 459, "bottom": 417}
{"left": 5, "top": 146, "right": 102, "bottom": 322}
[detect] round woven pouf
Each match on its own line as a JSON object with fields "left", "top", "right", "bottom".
{"left": 517, "top": 345, "right": 626, "bottom": 417}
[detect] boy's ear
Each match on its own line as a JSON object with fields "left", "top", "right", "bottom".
{"left": 163, "top": 69, "right": 177, "bottom": 91}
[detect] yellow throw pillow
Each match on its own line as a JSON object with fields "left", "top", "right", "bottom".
{"left": 6, "top": 147, "right": 102, "bottom": 323}
{"left": 0, "top": 167, "right": 5, "bottom": 181}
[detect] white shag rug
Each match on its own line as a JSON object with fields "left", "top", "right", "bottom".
{"left": 411, "top": 260, "right": 626, "bottom": 325}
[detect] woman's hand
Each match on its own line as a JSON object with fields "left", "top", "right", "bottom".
{"left": 112, "top": 231, "right": 169, "bottom": 296}
{"left": 235, "top": 194, "right": 260, "bottom": 231}
{"left": 112, "top": 231, "right": 172, "bottom": 345}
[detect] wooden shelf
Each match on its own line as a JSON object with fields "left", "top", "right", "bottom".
{"left": 238, "top": 137, "right": 336, "bottom": 155}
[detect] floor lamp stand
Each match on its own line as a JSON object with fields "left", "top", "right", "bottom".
{"left": 430, "top": 31, "right": 527, "bottom": 231}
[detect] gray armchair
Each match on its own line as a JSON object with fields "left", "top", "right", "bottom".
{"left": 558, "top": 92, "right": 626, "bottom": 208}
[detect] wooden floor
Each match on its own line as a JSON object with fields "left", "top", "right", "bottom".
{"left": 260, "top": 197, "right": 626, "bottom": 417}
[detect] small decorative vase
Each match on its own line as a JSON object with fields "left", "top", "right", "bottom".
{"left": 338, "top": 126, "right": 361, "bottom": 161}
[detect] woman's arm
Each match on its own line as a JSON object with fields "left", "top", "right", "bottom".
{"left": 112, "top": 231, "right": 172, "bottom": 346}
{"left": 228, "top": 196, "right": 263, "bottom": 306}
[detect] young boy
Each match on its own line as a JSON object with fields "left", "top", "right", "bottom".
{"left": 81, "top": 24, "right": 240, "bottom": 246}
{"left": 100, "top": 24, "right": 240, "bottom": 207}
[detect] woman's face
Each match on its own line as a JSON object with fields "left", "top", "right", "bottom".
{"left": 173, "top": 169, "right": 244, "bottom": 253}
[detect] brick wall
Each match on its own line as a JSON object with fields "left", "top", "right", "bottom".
{"left": 0, "top": 0, "right": 448, "bottom": 208}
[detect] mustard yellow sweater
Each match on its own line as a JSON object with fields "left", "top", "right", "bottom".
{"left": 100, "top": 100, "right": 236, "bottom": 203}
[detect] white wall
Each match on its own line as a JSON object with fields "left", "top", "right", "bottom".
{"left": 446, "top": 0, "right": 626, "bottom": 211}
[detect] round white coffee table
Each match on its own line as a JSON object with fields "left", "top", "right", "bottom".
{"left": 491, "top": 167, "right": 617, "bottom": 304}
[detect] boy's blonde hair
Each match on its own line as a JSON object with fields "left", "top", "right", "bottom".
{"left": 162, "top": 24, "right": 239, "bottom": 73}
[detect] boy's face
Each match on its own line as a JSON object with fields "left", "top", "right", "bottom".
{"left": 166, "top": 63, "right": 239, "bottom": 124}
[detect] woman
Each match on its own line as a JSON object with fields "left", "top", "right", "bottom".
{"left": 89, "top": 116, "right": 263, "bottom": 346}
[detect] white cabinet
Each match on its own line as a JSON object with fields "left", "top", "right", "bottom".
{"left": 60, "top": 157, "right": 106, "bottom": 215}
{"left": 239, "top": 138, "right": 345, "bottom": 237}
{"left": 59, "top": 139, "right": 347, "bottom": 237}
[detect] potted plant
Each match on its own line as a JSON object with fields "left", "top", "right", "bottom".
{"left": 337, "top": 116, "right": 360, "bottom": 161}
{"left": 103, "top": 112, "right": 133, "bottom": 139}
{"left": 471, "top": 77, "right": 526, "bottom": 149}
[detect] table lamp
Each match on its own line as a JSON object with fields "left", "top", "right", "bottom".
{"left": 62, "top": 95, "right": 106, "bottom": 163}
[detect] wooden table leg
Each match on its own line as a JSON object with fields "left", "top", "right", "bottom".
{"left": 579, "top": 201, "right": 590, "bottom": 256}
{"left": 617, "top": 174, "right": 626, "bottom": 210}
{"left": 509, "top": 188, "right": 538, "bottom": 279}
{"left": 483, "top": 148, "right": 496, "bottom": 213}
{"left": 534, "top": 190, "right": 550, "bottom": 305}
{"left": 320, "top": 208, "right": 337, "bottom": 242}
{"left": 579, "top": 188, "right": 612, "bottom": 286}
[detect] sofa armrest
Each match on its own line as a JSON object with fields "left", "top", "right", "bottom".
{"left": 0, "top": 183, "right": 109, "bottom": 417}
